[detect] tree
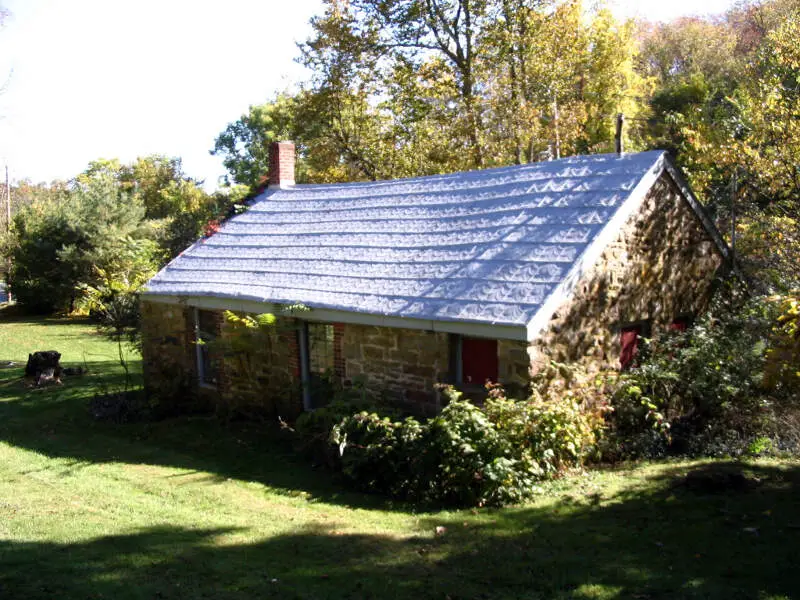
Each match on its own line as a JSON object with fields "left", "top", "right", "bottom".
{"left": 349, "top": 0, "right": 490, "bottom": 167}
{"left": 213, "top": 0, "right": 649, "bottom": 188}
{"left": 728, "top": 12, "right": 800, "bottom": 289}
{"left": 211, "top": 94, "right": 299, "bottom": 188}
{"left": 7, "top": 179, "right": 158, "bottom": 313}
{"left": 480, "top": 1, "right": 648, "bottom": 164}
{"left": 634, "top": 1, "right": 800, "bottom": 290}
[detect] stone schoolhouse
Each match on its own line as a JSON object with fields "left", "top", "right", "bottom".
{"left": 140, "top": 142, "right": 730, "bottom": 415}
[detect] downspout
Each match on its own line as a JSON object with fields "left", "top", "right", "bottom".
{"left": 298, "top": 322, "right": 312, "bottom": 411}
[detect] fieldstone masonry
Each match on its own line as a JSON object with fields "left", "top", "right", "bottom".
{"left": 528, "top": 172, "right": 724, "bottom": 380}
{"left": 342, "top": 324, "right": 450, "bottom": 412}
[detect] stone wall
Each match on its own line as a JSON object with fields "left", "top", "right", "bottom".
{"left": 140, "top": 301, "right": 302, "bottom": 417}
{"left": 342, "top": 324, "right": 451, "bottom": 413}
{"left": 529, "top": 172, "right": 725, "bottom": 381}
{"left": 140, "top": 301, "right": 200, "bottom": 410}
{"left": 498, "top": 339, "right": 531, "bottom": 394}
{"left": 216, "top": 314, "right": 302, "bottom": 419}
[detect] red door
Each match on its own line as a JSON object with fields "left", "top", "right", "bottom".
{"left": 620, "top": 326, "right": 641, "bottom": 370}
{"left": 462, "top": 337, "right": 499, "bottom": 385}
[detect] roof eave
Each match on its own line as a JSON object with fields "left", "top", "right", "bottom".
{"left": 141, "top": 292, "right": 529, "bottom": 341}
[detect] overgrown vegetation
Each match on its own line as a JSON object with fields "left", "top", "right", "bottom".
{"left": 290, "top": 290, "right": 800, "bottom": 507}
{"left": 604, "top": 292, "right": 800, "bottom": 460}
{"left": 0, "top": 156, "right": 246, "bottom": 316}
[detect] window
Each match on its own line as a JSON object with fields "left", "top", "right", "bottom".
{"left": 620, "top": 326, "right": 640, "bottom": 370}
{"left": 451, "top": 334, "right": 499, "bottom": 386}
{"left": 195, "top": 309, "right": 219, "bottom": 386}
{"left": 299, "top": 322, "right": 341, "bottom": 410}
{"left": 308, "top": 323, "right": 335, "bottom": 374}
{"left": 670, "top": 315, "right": 693, "bottom": 332}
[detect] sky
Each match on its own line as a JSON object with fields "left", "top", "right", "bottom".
{"left": 0, "top": 0, "right": 738, "bottom": 191}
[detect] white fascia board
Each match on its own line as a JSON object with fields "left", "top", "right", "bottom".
{"left": 142, "top": 293, "right": 528, "bottom": 341}
{"left": 525, "top": 153, "right": 668, "bottom": 343}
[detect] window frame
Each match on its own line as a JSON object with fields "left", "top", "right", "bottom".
{"left": 307, "top": 322, "right": 336, "bottom": 375}
{"left": 194, "top": 308, "right": 219, "bottom": 388}
{"left": 298, "top": 321, "right": 342, "bottom": 411}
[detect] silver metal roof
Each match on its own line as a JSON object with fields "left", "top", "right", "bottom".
{"left": 146, "top": 151, "right": 672, "bottom": 332}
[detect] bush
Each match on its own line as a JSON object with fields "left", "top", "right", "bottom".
{"left": 603, "top": 293, "right": 800, "bottom": 459}
{"left": 485, "top": 393, "right": 600, "bottom": 476}
{"left": 333, "top": 411, "right": 423, "bottom": 497}
{"left": 293, "top": 396, "right": 397, "bottom": 467}
{"left": 321, "top": 386, "right": 599, "bottom": 507}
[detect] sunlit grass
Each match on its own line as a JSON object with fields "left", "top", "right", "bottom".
{"left": 1, "top": 308, "right": 799, "bottom": 599}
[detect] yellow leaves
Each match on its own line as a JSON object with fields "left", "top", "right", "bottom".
{"left": 224, "top": 310, "right": 278, "bottom": 332}
{"left": 764, "top": 291, "right": 800, "bottom": 389}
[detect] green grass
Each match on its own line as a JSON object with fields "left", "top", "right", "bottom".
{"left": 1, "top": 307, "right": 799, "bottom": 599}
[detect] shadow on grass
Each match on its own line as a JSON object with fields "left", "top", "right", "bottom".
{"left": 0, "top": 305, "right": 97, "bottom": 328}
{"left": 0, "top": 356, "right": 381, "bottom": 509}
{"left": 1, "top": 462, "right": 799, "bottom": 599}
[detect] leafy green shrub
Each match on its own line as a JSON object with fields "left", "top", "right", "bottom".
{"left": 485, "top": 394, "right": 600, "bottom": 476}
{"left": 323, "top": 386, "right": 599, "bottom": 507}
{"left": 415, "top": 400, "right": 522, "bottom": 505}
{"left": 333, "top": 412, "right": 423, "bottom": 497}
{"left": 293, "top": 397, "right": 397, "bottom": 467}
{"left": 603, "top": 294, "right": 799, "bottom": 459}
{"left": 7, "top": 180, "right": 156, "bottom": 314}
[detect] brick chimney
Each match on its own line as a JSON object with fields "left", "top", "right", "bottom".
{"left": 268, "top": 141, "right": 296, "bottom": 189}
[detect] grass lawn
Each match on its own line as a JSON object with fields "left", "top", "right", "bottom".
{"left": 1, "top": 307, "right": 799, "bottom": 599}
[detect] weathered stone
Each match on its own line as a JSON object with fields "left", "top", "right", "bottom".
{"left": 343, "top": 323, "right": 450, "bottom": 406}
{"left": 402, "top": 363, "right": 436, "bottom": 379}
{"left": 362, "top": 345, "right": 386, "bottom": 361}
{"left": 529, "top": 173, "right": 725, "bottom": 390}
